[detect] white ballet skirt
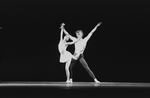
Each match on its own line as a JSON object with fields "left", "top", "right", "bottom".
{"left": 59, "top": 51, "right": 73, "bottom": 63}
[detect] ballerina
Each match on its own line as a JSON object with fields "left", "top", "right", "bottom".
{"left": 58, "top": 23, "right": 81, "bottom": 83}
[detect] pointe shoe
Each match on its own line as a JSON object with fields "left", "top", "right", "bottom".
{"left": 94, "top": 79, "right": 100, "bottom": 83}
{"left": 69, "top": 79, "right": 73, "bottom": 84}
{"left": 66, "top": 80, "right": 70, "bottom": 83}
{"left": 66, "top": 79, "right": 73, "bottom": 84}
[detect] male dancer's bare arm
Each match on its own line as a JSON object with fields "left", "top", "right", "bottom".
{"left": 84, "top": 22, "right": 102, "bottom": 42}
{"left": 63, "top": 28, "right": 77, "bottom": 41}
{"left": 66, "top": 35, "right": 81, "bottom": 45}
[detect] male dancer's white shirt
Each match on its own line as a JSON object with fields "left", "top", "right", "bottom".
{"left": 71, "top": 33, "right": 92, "bottom": 59}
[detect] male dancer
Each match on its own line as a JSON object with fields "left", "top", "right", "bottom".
{"left": 63, "top": 22, "right": 102, "bottom": 83}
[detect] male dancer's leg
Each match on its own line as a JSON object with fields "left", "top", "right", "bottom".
{"left": 79, "top": 55, "right": 96, "bottom": 79}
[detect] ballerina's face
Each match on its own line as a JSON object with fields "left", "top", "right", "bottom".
{"left": 64, "top": 35, "right": 70, "bottom": 41}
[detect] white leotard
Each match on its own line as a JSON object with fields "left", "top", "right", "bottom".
{"left": 58, "top": 41, "right": 72, "bottom": 63}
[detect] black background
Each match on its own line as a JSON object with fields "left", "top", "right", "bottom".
{"left": 0, "top": 0, "right": 150, "bottom": 82}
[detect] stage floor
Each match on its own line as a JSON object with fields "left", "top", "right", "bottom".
{"left": 0, "top": 82, "right": 150, "bottom": 98}
{"left": 0, "top": 81, "right": 150, "bottom": 88}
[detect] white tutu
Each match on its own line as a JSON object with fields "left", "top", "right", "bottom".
{"left": 59, "top": 51, "right": 73, "bottom": 63}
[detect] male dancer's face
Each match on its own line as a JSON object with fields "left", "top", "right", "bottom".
{"left": 76, "top": 31, "right": 83, "bottom": 38}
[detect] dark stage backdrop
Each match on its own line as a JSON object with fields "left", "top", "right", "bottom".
{"left": 0, "top": 0, "right": 150, "bottom": 82}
